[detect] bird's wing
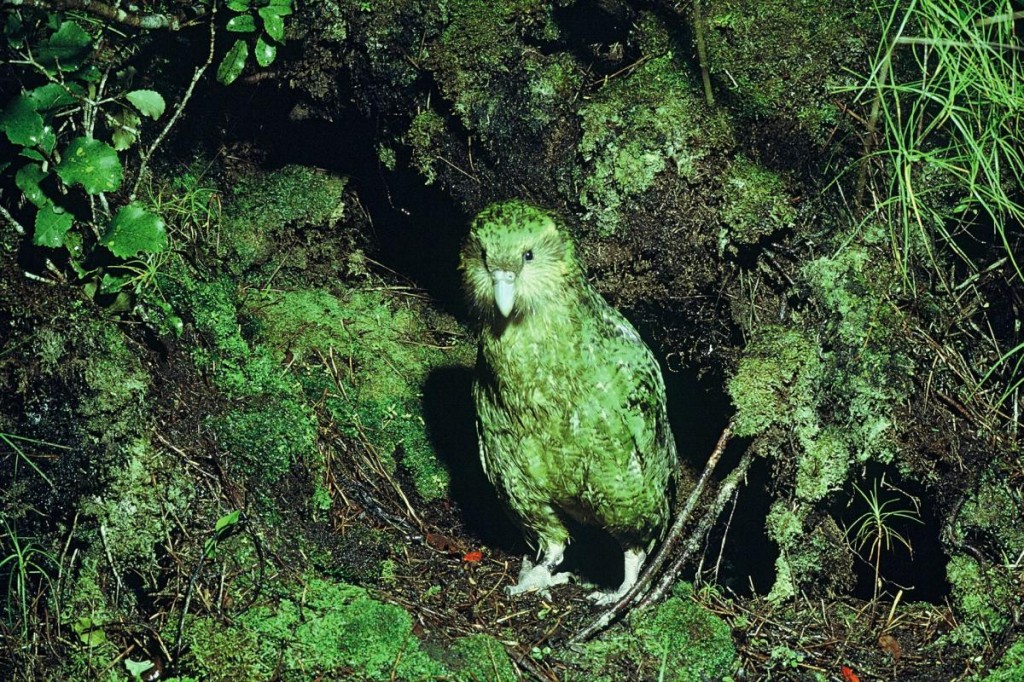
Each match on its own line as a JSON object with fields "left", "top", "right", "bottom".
{"left": 585, "top": 289, "right": 677, "bottom": 469}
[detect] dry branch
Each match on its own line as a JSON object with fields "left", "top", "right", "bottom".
{"left": 572, "top": 420, "right": 737, "bottom": 642}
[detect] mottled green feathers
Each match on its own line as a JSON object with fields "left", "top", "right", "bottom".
{"left": 460, "top": 200, "right": 677, "bottom": 600}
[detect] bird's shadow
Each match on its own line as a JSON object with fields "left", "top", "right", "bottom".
{"left": 423, "top": 366, "right": 525, "bottom": 552}
{"left": 423, "top": 366, "right": 624, "bottom": 589}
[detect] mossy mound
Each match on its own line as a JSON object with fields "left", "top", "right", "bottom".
{"left": 247, "top": 286, "right": 473, "bottom": 501}
{"left": 181, "top": 578, "right": 446, "bottom": 681}
{"left": 565, "top": 584, "right": 736, "bottom": 681}
{"left": 703, "top": 0, "right": 878, "bottom": 145}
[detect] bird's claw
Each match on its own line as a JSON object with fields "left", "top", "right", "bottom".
{"left": 505, "top": 556, "right": 572, "bottom": 598}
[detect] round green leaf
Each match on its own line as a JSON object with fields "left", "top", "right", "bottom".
{"left": 217, "top": 40, "right": 249, "bottom": 85}
{"left": 259, "top": 8, "right": 285, "bottom": 42}
{"left": 57, "top": 136, "right": 123, "bottom": 194}
{"left": 125, "top": 89, "right": 166, "bottom": 120}
{"left": 34, "top": 202, "right": 74, "bottom": 248}
{"left": 37, "top": 21, "right": 93, "bottom": 71}
{"left": 102, "top": 202, "right": 167, "bottom": 257}
{"left": 27, "top": 83, "right": 78, "bottom": 111}
{"left": 226, "top": 14, "right": 257, "bottom": 32}
{"left": 255, "top": 36, "right": 277, "bottom": 67}
{"left": 15, "top": 163, "right": 48, "bottom": 208}
{"left": 111, "top": 111, "right": 141, "bottom": 151}
{"left": 261, "top": 3, "right": 293, "bottom": 17}
{"left": 226, "top": 0, "right": 251, "bottom": 10}
{"left": 0, "top": 96, "right": 45, "bottom": 146}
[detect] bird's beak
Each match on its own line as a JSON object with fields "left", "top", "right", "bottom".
{"left": 492, "top": 270, "right": 516, "bottom": 317}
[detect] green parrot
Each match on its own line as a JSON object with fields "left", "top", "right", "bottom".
{"left": 460, "top": 200, "right": 677, "bottom": 603}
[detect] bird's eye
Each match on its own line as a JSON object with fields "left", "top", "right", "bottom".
{"left": 523, "top": 250, "right": 534, "bottom": 262}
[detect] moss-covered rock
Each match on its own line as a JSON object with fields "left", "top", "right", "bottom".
{"left": 181, "top": 578, "right": 447, "bottom": 681}
{"left": 447, "top": 634, "right": 516, "bottom": 682}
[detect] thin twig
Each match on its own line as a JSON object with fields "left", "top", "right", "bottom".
{"left": 639, "top": 447, "right": 756, "bottom": 609}
{"left": 0, "top": 202, "right": 27, "bottom": 235}
{"left": 572, "top": 421, "right": 735, "bottom": 642}
{"left": 130, "top": 5, "right": 217, "bottom": 201}
{"left": 1, "top": 0, "right": 201, "bottom": 30}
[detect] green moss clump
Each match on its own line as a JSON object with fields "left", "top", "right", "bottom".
{"left": 248, "top": 287, "right": 473, "bottom": 501}
{"left": 407, "top": 109, "right": 447, "bottom": 185}
{"left": 182, "top": 578, "right": 446, "bottom": 681}
{"left": 220, "top": 165, "right": 348, "bottom": 272}
{"left": 703, "top": 0, "right": 877, "bottom": 143}
{"left": 981, "top": 637, "right": 1024, "bottom": 681}
{"left": 728, "top": 325, "right": 818, "bottom": 439}
{"left": 578, "top": 40, "right": 733, "bottom": 234}
{"left": 161, "top": 270, "right": 319, "bottom": 484}
{"left": 718, "top": 156, "right": 796, "bottom": 253}
{"left": 434, "top": 0, "right": 551, "bottom": 130}
{"left": 631, "top": 584, "right": 737, "bottom": 681}
{"left": 947, "top": 555, "right": 1014, "bottom": 647}
{"left": 447, "top": 634, "right": 516, "bottom": 682}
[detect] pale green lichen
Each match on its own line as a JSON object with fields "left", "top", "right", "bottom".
{"left": 578, "top": 43, "right": 732, "bottom": 234}
{"left": 718, "top": 156, "right": 796, "bottom": 253}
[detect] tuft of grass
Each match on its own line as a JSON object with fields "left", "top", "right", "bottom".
{"left": 0, "top": 519, "right": 56, "bottom": 636}
{"left": 845, "top": 0, "right": 1024, "bottom": 285}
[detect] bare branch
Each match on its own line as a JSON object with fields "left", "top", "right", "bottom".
{"left": 2, "top": 0, "right": 204, "bottom": 31}
{"left": 130, "top": 5, "right": 217, "bottom": 201}
{"left": 572, "top": 421, "right": 736, "bottom": 643}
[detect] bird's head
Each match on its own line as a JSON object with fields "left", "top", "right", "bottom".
{"left": 460, "top": 200, "right": 579, "bottom": 323}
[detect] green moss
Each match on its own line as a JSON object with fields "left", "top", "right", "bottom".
{"left": 435, "top": 0, "right": 550, "bottom": 128}
{"left": 981, "top": 637, "right": 1024, "bottom": 681}
{"left": 765, "top": 503, "right": 853, "bottom": 602}
{"left": 952, "top": 472, "right": 1024, "bottom": 559}
{"left": 947, "top": 554, "right": 1014, "bottom": 647}
{"left": 447, "top": 634, "right": 516, "bottom": 682}
{"left": 182, "top": 578, "right": 446, "bottom": 681}
{"left": 631, "top": 584, "right": 737, "bottom": 681}
{"left": 160, "top": 269, "right": 319, "bottom": 484}
{"left": 718, "top": 156, "right": 796, "bottom": 253}
{"left": 221, "top": 165, "right": 348, "bottom": 272}
{"left": 247, "top": 287, "right": 472, "bottom": 501}
{"left": 728, "top": 325, "right": 819, "bottom": 438}
{"left": 407, "top": 109, "right": 446, "bottom": 185}
{"left": 76, "top": 321, "right": 150, "bottom": 446}
{"left": 703, "top": 0, "right": 877, "bottom": 143}
{"left": 578, "top": 38, "right": 733, "bottom": 234}
{"left": 79, "top": 437, "right": 194, "bottom": 571}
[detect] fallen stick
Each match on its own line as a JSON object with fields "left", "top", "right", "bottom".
{"left": 572, "top": 420, "right": 736, "bottom": 643}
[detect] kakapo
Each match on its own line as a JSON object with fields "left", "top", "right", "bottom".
{"left": 460, "top": 200, "right": 678, "bottom": 603}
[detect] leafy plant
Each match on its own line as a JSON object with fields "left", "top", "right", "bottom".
{"left": 204, "top": 509, "right": 242, "bottom": 558}
{"left": 0, "top": 519, "right": 56, "bottom": 636}
{"left": 846, "top": 479, "right": 923, "bottom": 602}
{"left": 218, "top": 0, "right": 294, "bottom": 85}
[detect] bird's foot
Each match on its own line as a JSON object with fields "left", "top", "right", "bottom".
{"left": 587, "top": 547, "right": 647, "bottom": 606}
{"left": 505, "top": 556, "right": 572, "bottom": 599}
{"left": 586, "top": 585, "right": 629, "bottom": 605}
